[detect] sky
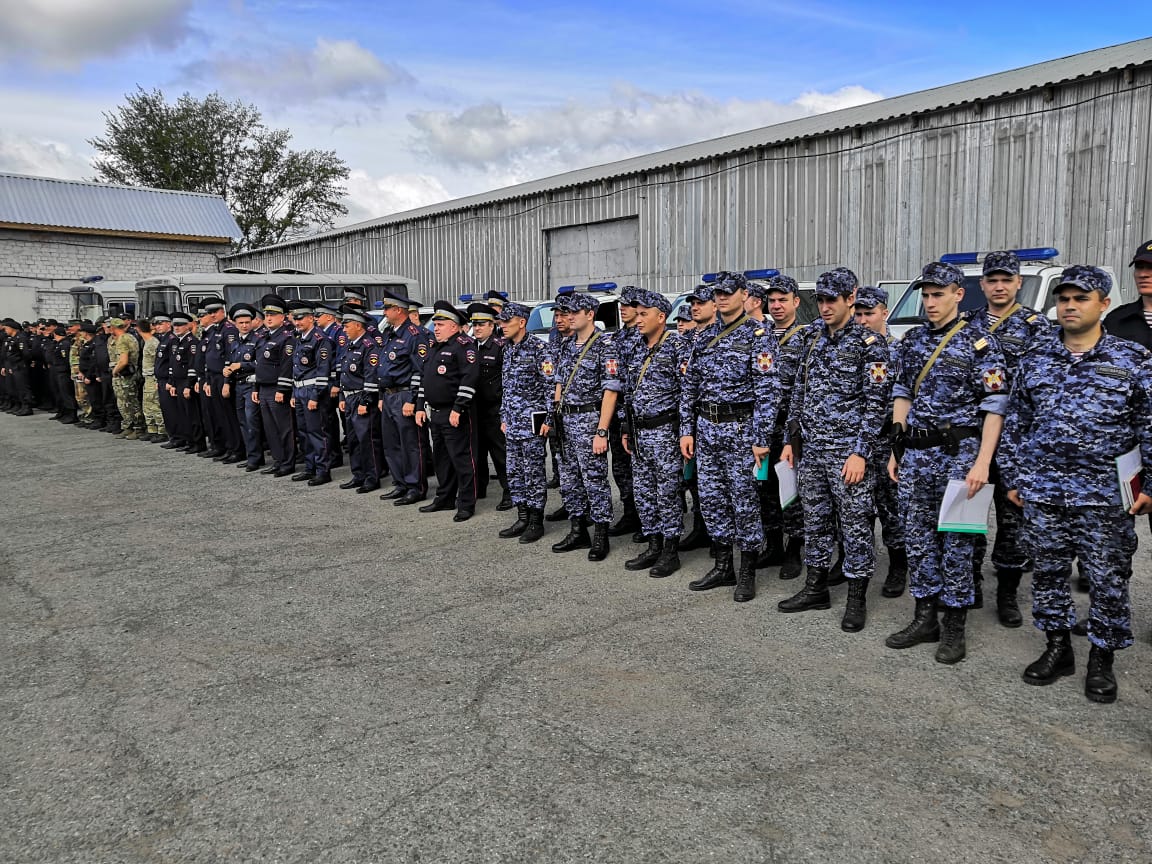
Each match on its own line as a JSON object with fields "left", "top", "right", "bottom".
{"left": 0, "top": 1, "right": 1147, "bottom": 229}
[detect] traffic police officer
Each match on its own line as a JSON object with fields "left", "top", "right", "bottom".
{"left": 223, "top": 303, "right": 262, "bottom": 469}
{"left": 468, "top": 302, "right": 511, "bottom": 510}
{"left": 337, "top": 306, "right": 385, "bottom": 493}
{"left": 252, "top": 295, "right": 296, "bottom": 476}
{"left": 169, "top": 312, "right": 203, "bottom": 452}
{"left": 288, "top": 300, "right": 334, "bottom": 486}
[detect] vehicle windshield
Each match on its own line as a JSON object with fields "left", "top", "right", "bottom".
{"left": 889, "top": 275, "right": 1041, "bottom": 324}
{"left": 528, "top": 302, "right": 555, "bottom": 334}
{"left": 138, "top": 287, "right": 182, "bottom": 317}
{"left": 72, "top": 290, "right": 102, "bottom": 322}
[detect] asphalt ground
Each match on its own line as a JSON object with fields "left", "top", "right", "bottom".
{"left": 2, "top": 410, "right": 1151, "bottom": 864}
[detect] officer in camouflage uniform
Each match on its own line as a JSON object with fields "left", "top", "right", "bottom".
{"left": 677, "top": 284, "right": 718, "bottom": 552}
{"left": 679, "top": 272, "right": 781, "bottom": 602}
{"left": 886, "top": 261, "right": 1010, "bottom": 664}
{"left": 853, "top": 285, "right": 908, "bottom": 598}
{"left": 108, "top": 318, "right": 144, "bottom": 439}
{"left": 550, "top": 291, "right": 624, "bottom": 561}
{"left": 1000, "top": 265, "right": 1152, "bottom": 704}
{"left": 496, "top": 302, "right": 552, "bottom": 544}
{"left": 608, "top": 286, "right": 642, "bottom": 539}
{"left": 964, "top": 251, "right": 1051, "bottom": 626}
{"left": 137, "top": 319, "right": 165, "bottom": 441}
{"left": 65, "top": 321, "right": 91, "bottom": 425}
{"left": 619, "top": 290, "right": 690, "bottom": 577}
{"left": 778, "top": 269, "right": 891, "bottom": 630}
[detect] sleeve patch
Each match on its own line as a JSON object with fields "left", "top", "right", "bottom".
{"left": 983, "top": 367, "right": 1006, "bottom": 392}
{"left": 466, "top": 349, "right": 476, "bottom": 363}
{"left": 541, "top": 360, "right": 555, "bottom": 376}
{"left": 755, "top": 352, "right": 774, "bottom": 373}
{"left": 605, "top": 358, "right": 620, "bottom": 377}
{"left": 417, "top": 344, "right": 428, "bottom": 357}
{"left": 867, "top": 361, "right": 887, "bottom": 383}
{"left": 369, "top": 354, "right": 379, "bottom": 366}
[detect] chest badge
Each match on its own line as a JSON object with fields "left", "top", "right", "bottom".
{"left": 756, "top": 352, "right": 773, "bottom": 373}
{"left": 437, "top": 365, "right": 447, "bottom": 375}
{"left": 301, "top": 356, "right": 309, "bottom": 365}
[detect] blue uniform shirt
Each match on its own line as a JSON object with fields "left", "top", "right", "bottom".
{"left": 501, "top": 334, "right": 552, "bottom": 439}
{"left": 623, "top": 330, "right": 689, "bottom": 419}
{"left": 552, "top": 329, "right": 623, "bottom": 410}
{"left": 291, "top": 327, "right": 333, "bottom": 401}
{"left": 375, "top": 321, "right": 433, "bottom": 392}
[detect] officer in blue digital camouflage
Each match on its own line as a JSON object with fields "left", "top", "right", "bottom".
{"left": 762, "top": 273, "right": 807, "bottom": 578}
{"left": 853, "top": 284, "right": 908, "bottom": 598}
{"left": 496, "top": 301, "right": 552, "bottom": 544}
{"left": 677, "top": 284, "right": 719, "bottom": 553}
{"left": 608, "top": 286, "right": 642, "bottom": 539}
{"left": 999, "top": 265, "right": 1152, "bottom": 704}
{"left": 886, "top": 261, "right": 1009, "bottom": 664}
{"left": 679, "top": 272, "right": 781, "bottom": 602}
{"left": 619, "top": 290, "right": 690, "bottom": 577}
{"left": 962, "top": 250, "right": 1052, "bottom": 627}
{"left": 776, "top": 268, "right": 891, "bottom": 631}
{"left": 550, "top": 291, "right": 623, "bottom": 561}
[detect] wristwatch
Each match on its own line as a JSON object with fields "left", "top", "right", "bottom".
{"left": 595, "top": 428, "right": 609, "bottom": 438}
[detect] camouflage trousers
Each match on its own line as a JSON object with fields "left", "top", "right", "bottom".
{"left": 631, "top": 423, "right": 683, "bottom": 538}
{"left": 871, "top": 439, "right": 904, "bottom": 549}
{"left": 1023, "top": 502, "right": 1136, "bottom": 651}
{"left": 507, "top": 434, "right": 548, "bottom": 510}
{"left": 141, "top": 377, "right": 164, "bottom": 433}
{"left": 696, "top": 415, "right": 762, "bottom": 552}
{"left": 112, "top": 377, "right": 143, "bottom": 429}
{"left": 74, "top": 380, "right": 92, "bottom": 421}
{"left": 972, "top": 459, "right": 1028, "bottom": 574}
{"left": 762, "top": 436, "right": 805, "bottom": 539}
{"left": 558, "top": 411, "right": 614, "bottom": 525}
{"left": 898, "top": 437, "right": 980, "bottom": 608}
{"left": 609, "top": 415, "right": 634, "bottom": 504}
{"left": 798, "top": 448, "right": 876, "bottom": 580}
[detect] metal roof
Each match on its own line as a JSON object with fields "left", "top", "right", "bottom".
{"left": 229, "top": 37, "right": 1152, "bottom": 257}
{"left": 0, "top": 173, "right": 241, "bottom": 240}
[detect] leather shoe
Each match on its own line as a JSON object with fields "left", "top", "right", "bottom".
{"left": 419, "top": 500, "right": 454, "bottom": 513}
{"left": 307, "top": 474, "right": 332, "bottom": 487}
{"left": 261, "top": 465, "right": 281, "bottom": 475}
{"left": 274, "top": 467, "right": 296, "bottom": 478}
{"left": 339, "top": 479, "right": 363, "bottom": 490}
{"left": 291, "top": 472, "right": 315, "bottom": 482}
{"left": 379, "top": 487, "right": 405, "bottom": 500}
{"left": 245, "top": 463, "right": 265, "bottom": 472}
{"left": 453, "top": 510, "right": 474, "bottom": 522}
{"left": 199, "top": 448, "right": 224, "bottom": 458}
{"left": 222, "top": 453, "right": 244, "bottom": 464}
{"left": 357, "top": 482, "right": 380, "bottom": 494}
{"left": 394, "top": 490, "right": 425, "bottom": 506}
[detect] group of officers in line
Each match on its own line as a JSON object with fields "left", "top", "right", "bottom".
{"left": 4, "top": 243, "right": 1152, "bottom": 706}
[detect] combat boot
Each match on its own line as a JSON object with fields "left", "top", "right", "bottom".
{"left": 1022, "top": 630, "right": 1075, "bottom": 686}
{"left": 995, "top": 568, "right": 1023, "bottom": 628}
{"left": 779, "top": 536, "right": 804, "bottom": 580}
{"left": 499, "top": 506, "right": 529, "bottom": 538}
{"left": 778, "top": 566, "right": 830, "bottom": 612}
{"left": 935, "top": 607, "right": 967, "bottom": 664}
{"left": 518, "top": 509, "right": 545, "bottom": 544}
{"left": 496, "top": 488, "right": 514, "bottom": 512}
{"left": 545, "top": 504, "right": 570, "bottom": 522}
{"left": 826, "top": 543, "right": 846, "bottom": 586}
{"left": 588, "top": 523, "right": 610, "bottom": 561}
{"left": 971, "top": 560, "right": 984, "bottom": 608}
{"left": 885, "top": 595, "right": 941, "bottom": 649}
{"left": 649, "top": 536, "right": 680, "bottom": 578}
{"left": 756, "top": 529, "right": 785, "bottom": 569}
{"left": 841, "top": 578, "right": 869, "bottom": 632}
{"left": 608, "top": 499, "right": 640, "bottom": 537}
{"left": 679, "top": 510, "right": 709, "bottom": 551}
{"left": 688, "top": 545, "right": 735, "bottom": 591}
{"left": 881, "top": 547, "right": 908, "bottom": 597}
{"left": 1085, "top": 645, "right": 1117, "bottom": 703}
{"left": 733, "top": 551, "right": 758, "bottom": 602}
{"left": 551, "top": 517, "right": 591, "bottom": 553}
{"left": 121, "top": 429, "right": 140, "bottom": 441}
{"left": 625, "top": 536, "right": 662, "bottom": 571}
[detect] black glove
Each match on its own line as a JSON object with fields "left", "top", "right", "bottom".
{"left": 889, "top": 422, "right": 907, "bottom": 463}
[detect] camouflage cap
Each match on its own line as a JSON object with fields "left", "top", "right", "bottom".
{"left": 674, "top": 304, "right": 693, "bottom": 322}
{"left": 107, "top": 317, "right": 126, "bottom": 329}
{"left": 635, "top": 290, "right": 671, "bottom": 316}
{"left": 497, "top": 301, "right": 532, "bottom": 322}
{"left": 815, "top": 267, "right": 859, "bottom": 298}
{"left": 554, "top": 293, "right": 577, "bottom": 313}
{"left": 853, "top": 285, "right": 889, "bottom": 309}
{"left": 982, "top": 250, "right": 1020, "bottom": 276}
{"left": 745, "top": 281, "right": 768, "bottom": 301}
{"left": 1054, "top": 264, "right": 1112, "bottom": 297}
{"left": 569, "top": 292, "right": 600, "bottom": 312}
{"left": 689, "top": 284, "right": 715, "bottom": 302}
{"left": 912, "top": 261, "right": 966, "bottom": 290}
{"left": 766, "top": 274, "right": 799, "bottom": 296}
{"left": 619, "top": 285, "right": 641, "bottom": 306}
{"left": 711, "top": 272, "right": 748, "bottom": 295}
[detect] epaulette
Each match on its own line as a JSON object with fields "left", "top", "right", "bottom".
{"left": 1026, "top": 314, "right": 1039, "bottom": 324}
{"left": 972, "top": 336, "right": 989, "bottom": 353}
{"left": 863, "top": 334, "right": 877, "bottom": 346}
{"left": 754, "top": 328, "right": 765, "bottom": 337}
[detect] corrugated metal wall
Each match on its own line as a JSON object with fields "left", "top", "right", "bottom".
{"left": 226, "top": 65, "right": 1152, "bottom": 302}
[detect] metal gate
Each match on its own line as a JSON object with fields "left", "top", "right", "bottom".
{"left": 546, "top": 218, "right": 640, "bottom": 291}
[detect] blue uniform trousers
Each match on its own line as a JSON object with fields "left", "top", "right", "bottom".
{"left": 380, "top": 389, "right": 425, "bottom": 494}
{"left": 696, "top": 416, "right": 763, "bottom": 553}
{"left": 507, "top": 434, "right": 548, "bottom": 510}
{"left": 632, "top": 423, "right": 684, "bottom": 538}
{"left": 345, "top": 393, "right": 385, "bottom": 485}
{"left": 558, "top": 411, "right": 614, "bottom": 525}
{"left": 798, "top": 448, "right": 876, "bottom": 579}
{"left": 295, "top": 395, "right": 331, "bottom": 476}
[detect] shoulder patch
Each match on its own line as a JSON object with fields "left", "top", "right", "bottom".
{"left": 973, "top": 337, "right": 989, "bottom": 353}
{"left": 417, "top": 344, "right": 428, "bottom": 357}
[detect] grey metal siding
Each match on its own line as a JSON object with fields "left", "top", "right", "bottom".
{"left": 226, "top": 63, "right": 1152, "bottom": 303}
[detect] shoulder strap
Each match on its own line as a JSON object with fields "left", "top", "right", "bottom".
{"left": 705, "top": 314, "right": 749, "bottom": 351}
{"left": 987, "top": 304, "right": 1021, "bottom": 333}
{"left": 801, "top": 327, "right": 824, "bottom": 387}
{"left": 913, "top": 319, "right": 968, "bottom": 397}
{"left": 634, "top": 331, "right": 670, "bottom": 391}
{"left": 778, "top": 322, "right": 803, "bottom": 348}
{"left": 560, "top": 330, "right": 602, "bottom": 402}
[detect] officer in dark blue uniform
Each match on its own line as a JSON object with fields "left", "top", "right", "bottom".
{"left": 317, "top": 303, "right": 345, "bottom": 472}
{"left": 288, "top": 300, "right": 334, "bottom": 486}
{"left": 199, "top": 296, "right": 244, "bottom": 462}
{"left": 337, "top": 306, "right": 385, "bottom": 493}
{"left": 252, "top": 295, "right": 296, "bottom": 476}
{"left": 169, "top": 312, "right": 204, "bottom": 452}
{"left": 151, "top": 312, "right": 179, "bottom": 446}
{"left": 223, "top": 303, "right": 263, "bottom": 471}
{"left": 468, "top": 302, "right": 511, "bottom": 510}
{"left": 1000, "top": 265, "right": 1152, "bottom": 704}
{"left": 375, "top": 291, "right": 434, "bottom": 506}
{"left": 415, "top": 301, "right": 480, "bottom": 521}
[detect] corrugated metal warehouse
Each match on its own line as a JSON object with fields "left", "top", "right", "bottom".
{"left": 224, "top": 39, "right": 1152, "bottom": 302}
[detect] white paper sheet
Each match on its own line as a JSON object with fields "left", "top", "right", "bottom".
{"left": 775, "top": 460, "right": 798, "bottom": 510}
{"left": 1116, "top": 445, "right": 1143, "bottom": 510}
{"left": 937, "top": 480, "right": 994, "bottom": 534}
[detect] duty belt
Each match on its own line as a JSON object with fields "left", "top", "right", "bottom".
{"left": 633, "top": 409, "right": 677, "bottom": 430}
{"left": 561, "top": 401, "right": 600, "bottom": 415}
{"left": 342, "top": 388, "right": 364, "bottom": 396}
{"left": 696, "top": 401, "right": 753, "bottom": 423}
{"left": 382, "top": 383, "right": 411, "bottom": 394}
{"left": 904, "top": 425, "right": 980, "bottom": 451}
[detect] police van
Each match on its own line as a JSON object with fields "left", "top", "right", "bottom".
{"left": 886, "top": 248, "right": 1125, "bottom": 340}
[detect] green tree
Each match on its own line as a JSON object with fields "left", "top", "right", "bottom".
{"left": 89, "top": 87, "right": 349, "bottom": 251}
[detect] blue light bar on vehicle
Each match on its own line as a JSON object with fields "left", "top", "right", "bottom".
{"left": 701, "top": 268, "right": 779, "bottom": 283}
{"left": 81, "top": 275, "right": 104, "bottom": 284}
{"left": 939, "top": 247, "right": 1059, "bottom": 265}
{"left": 457, "top": 291, "right": 510, "bottom": 303}
{"left": 556, "top": 282, "right": 617, "bottom": 294}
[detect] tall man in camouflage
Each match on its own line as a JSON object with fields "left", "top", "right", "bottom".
{"left": 607, "top": 287, "right": 642, "bottom": 538}
{"left": 137, "top": 319, "right": 165, "bottom": 441}
{"left": 108, "top": 318, "right": 143, "bottom": 439}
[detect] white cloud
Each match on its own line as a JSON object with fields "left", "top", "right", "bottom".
{"left": 0, "top": 0, "right": 192, "bottom": 67}
{"left": 201, "top": 37, "right": 412, "bottom": 104}
{"left": 0, "top": 131, "right": 92, "bottom": 179}
{"left": 407, "top": 83, "right": 883, "bottom": 182}
{"left": 340, "top": 169, "right": 453, "bottom": 224}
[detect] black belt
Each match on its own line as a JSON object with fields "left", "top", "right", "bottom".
{"left": 561, "top": 402, "right": 600, "bottom": 415}
{"left": 382, "top": 384, "right": 411, "bottom": 394}
{"left": 904, "top": 426, "right": 980, "bottom": 450}
{"left": 696, "top": 401, "right": 753, "bottom": 423}
{"left": 633, "top": 410, "right": 677, "bottom": 430}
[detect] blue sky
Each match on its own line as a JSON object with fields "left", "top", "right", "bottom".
{"left": 1, "top": 1, "right": 1147, "bottom": 226}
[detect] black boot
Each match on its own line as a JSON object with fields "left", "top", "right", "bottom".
{"left": 545, "top": 504, "right": 570, "bottom": 522}
{"left": 826, "top": 543, "right": 846, "bottom": 587}
{"left": 499, "top": 505, "right": 529, "bottom": 538}
{"left": 756, "top": 530, "right": 785, "bottom": 569}
{"left": 679, "top": 510, "right": 709, "bottom": 551}
{"left": 588, "top": 522, "right": 610, "bottom": 561}
{"left": 631, "top": 530, "right": 647, "bottom": 544}
{"left": 733, "top": 551, "right": 758, "bottom": 603}
{"left": 935, "top": 607, "right": 967, "bottom": 664}
{"left": 778, "top": 566, "right": 830, "bottom": 612}
{"left": 519, "top": 509, "right": 545, "bottom": 544}
{"left": 971, "top": 564, "right": 984, "bottom": 608}
{"left": 688, "top": 545, "right": 735, "bottom": 591}
{"left": 608, "top": 500, "right": 640, "bottom": 537}
{"left": 881, "top": 547, "right": 908, "bottom": 598}
{"left": 496, "top": 488, "right": 514, "bottom": 512}
{"left": 995, "top": 569, "right": 1023, "bottom": 628}
{"left": 551, "top": 517, "right": 591, "bottom": 553}
{"left": 1023, "top": 631, "right": 1075, "bottom": 686}
{"left": 1084, "top": 645, "right": 1117, "bottom": 703}
{"left": 886, "top": 596, "right": 941, "bottom": 649}
{"left": 841, "top": 578, "right": 869, "bottom": 632}
{"left": 649, "top": 536, "right": 680, "bottom": 578}
{"left": 625, "top": 536, "right": 662, "bottom": 571}
{"left": 779, "top": 537, "right": 803, "bottom": 580}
